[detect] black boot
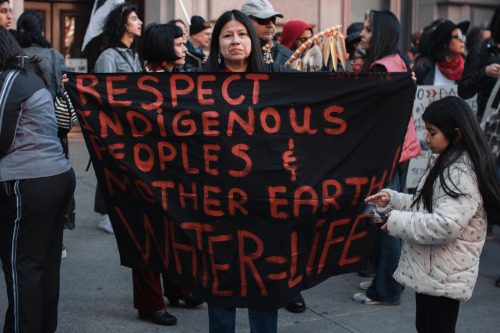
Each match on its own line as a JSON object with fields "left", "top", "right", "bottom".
{"left": 138, "top": 308, "right": 177, "bottom": 326}
{"left": 285, "top": 293, "right": 306, "bottom": 313}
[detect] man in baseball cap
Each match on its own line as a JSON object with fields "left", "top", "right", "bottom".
{"left": 241, "top": 0, "right": 293, "bottom": 66}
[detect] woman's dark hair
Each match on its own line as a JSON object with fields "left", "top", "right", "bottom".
{"left": 204, "top": 10, "right": 264, "bottom": 72}
{"left": 413, "top": 96, "right": 500, "bottom": 223}
{"left": 361, "top": 10, "right": 403, "bottom": 72}
{"left": 490, "top": 5, "right": 500, "bottom": 42}
{"left": 433, "top": 33, "right": 453, "bottom": 63}
{"left": 141, "top": 23, "right": 182, "bottom": 64}
{"left": 167, "top": 19, "right": 186, "bottom": 29}
{"left": 0, "top": 26, "right": 47, "bottom": 85}
{"left": 465, "top": 26, "right": 483, "bottom": 53}
{"left": 16, "top": 10, "right": 51, "bottom": 48}
{"left": 103, "top": 3, "right": 137, "bottom": 45}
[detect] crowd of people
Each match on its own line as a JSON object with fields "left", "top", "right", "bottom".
{"left": 1, "top": 0, "right": 500, "bottom": 332}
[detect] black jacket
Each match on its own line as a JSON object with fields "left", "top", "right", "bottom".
{"left": 458, "top": 38, "right": 500, "bottom": 117}
{"left": 414, "top": 59, "right": 436, "bottom": 85}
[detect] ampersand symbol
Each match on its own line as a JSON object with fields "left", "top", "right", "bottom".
{"left": 282, "top": 138, "right": 298, "bottom": 181}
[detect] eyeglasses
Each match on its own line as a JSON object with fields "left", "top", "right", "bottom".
{"left": 451, "top": 34, "right": 466, "bottom": 42}
{"left": 249, "top": 16, "right": 276, "bottom": 26}
{"left": 297, "top": 37, "right": 309, "bottom": 44}
{"left": 350, "top": 55, "right": 364, "bottom": 60}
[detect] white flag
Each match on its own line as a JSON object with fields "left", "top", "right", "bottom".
{"left": 82, "top": 0, "right": 125, "bottom": 52}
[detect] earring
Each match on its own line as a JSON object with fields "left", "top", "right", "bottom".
{"left": 217, "top": 53, "right": 222, "bottom": 65}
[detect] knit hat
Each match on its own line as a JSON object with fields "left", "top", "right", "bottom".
{"left": 345, "top": 22, "right": 364, "bottom": 55}
{"left": 280, "top": 20, "right": 313, "bottom": 50}
{"left": 431, "top": 20, "right": 470, "bottom": 54}
{"left": 190, "top": 15, "right": 211, "bottom": 36}
{"left": 241, "top": 0, "right": 283, "bottom": 19}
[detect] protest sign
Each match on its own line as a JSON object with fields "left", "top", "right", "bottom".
{"left": 407, "top": 85, "right": 477, "bottom": 188}
{"left": 66, "top": 72, "right": 415, "bottom": 309}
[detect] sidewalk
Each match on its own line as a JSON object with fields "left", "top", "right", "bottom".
{"left": 1, "top": 130, "right": 499, "bottom": 332}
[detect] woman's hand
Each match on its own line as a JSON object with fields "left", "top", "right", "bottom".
{"left": 411, "top": 71, "right": 417, "bottom": 82}
{"left": 485, "top": 63, "right": 500, "bottom": 78}
{"left": 61, "top": 74, "right": 68, "bottom": 91}
{"left": 381, "top": 223, "right": 388, "bottom": 232}
{"left": 364, "top": 192, "right": 391, "bottom": 207}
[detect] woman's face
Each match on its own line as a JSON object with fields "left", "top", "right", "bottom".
{"left": 296, "top": 29, "right": 313, "bottom": 54}
{"left": 219, "top": 20, "right": 252, "bottom": 66}
{"left": 360, "top": 17, "right": 372, "bottom": 50}
{"left": 424, "top": 121, "right": 450, "bottom": 154}
{"left": 170, "top": 36, "right": 187, "bottom": 67}
{"left": 176, "top": 21, "right": 189, "bottom": 44}
{"left": 447, "top": 28, "right": 465, "bottom": 57}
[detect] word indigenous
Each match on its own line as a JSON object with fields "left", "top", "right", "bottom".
{"left": 66, "top": 71, "right": 416, "bottom": 309}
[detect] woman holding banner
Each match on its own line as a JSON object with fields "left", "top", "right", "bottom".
{"left": 202, "top": 9, "right": 295, "bottom": 333}
{"left": 141, "top": 22, "right": 204, "bottom": 309}
{"left": 352, "top": 10, "right": 421, "bottom": 307}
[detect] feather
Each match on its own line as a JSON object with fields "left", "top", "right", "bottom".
{"left": 330, "top": 34, "right": 337, "bottom": 71}
{"left": 336, "top": 33, "right": 347, "bottom": 71}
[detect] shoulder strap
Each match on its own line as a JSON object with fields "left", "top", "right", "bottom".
{"left": 113, "top": 47, "right": 138, "bottom": 72}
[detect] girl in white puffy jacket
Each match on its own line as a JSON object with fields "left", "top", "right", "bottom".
{"left": 366, "top": 96, "right": 500, "bottom": 333}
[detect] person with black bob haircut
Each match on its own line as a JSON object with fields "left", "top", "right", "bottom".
{"left": 0, "top": 25, "right": 75, "bottom": 332}
{"left": 141, "top": 23, "right": 205, "bottom": 310}
{"left": 142, "top": 23, "right": 185, "bottom": 72}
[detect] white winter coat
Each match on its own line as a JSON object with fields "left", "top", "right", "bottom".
{"left": 378, "top": 154, "right": 486, "bottom": 301}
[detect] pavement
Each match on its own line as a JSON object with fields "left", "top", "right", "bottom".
{"left": 1, "top": 128, "right": 499, "bottom": 332}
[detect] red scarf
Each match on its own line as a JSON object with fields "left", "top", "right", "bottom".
{"left": 437, "top": 56, "right": 464, "bottom": 81}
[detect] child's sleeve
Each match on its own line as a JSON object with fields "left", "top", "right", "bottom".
{"left": 386, "top": 165, "right": 482, "bottom": 245}
{"left": 376, "top": 189, "right": 414, "bottom": 214}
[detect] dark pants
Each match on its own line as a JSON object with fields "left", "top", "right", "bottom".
{"left": 415, "top": 292, "right": 460, "bottom": 333}
{"left": 0, "top": 169, "right": 75, "bottom": 333}
{"left": 366, "top": 161, "right": 408, "bottom": 303}
{"left": 208, "top": 304, "right": 277, "bottom": 333}
{"left": 132, "top": 269, "right": 165, "bottom": 311}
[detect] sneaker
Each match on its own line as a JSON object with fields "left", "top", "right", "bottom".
{"left": 61, "top": 245, "right": 67, "bottom": 259}
{"left": 359, "top": 280, "right": 372, "bottom": 291}
{"left": 98, "top": 214, "right": 114, "bottom": 234}
{"left": 352, "top": 292, "right": 399, "bottom": 305}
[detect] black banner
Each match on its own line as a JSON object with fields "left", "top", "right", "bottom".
{"left": 66, "top": 71, "right": 416, "bottom": 310}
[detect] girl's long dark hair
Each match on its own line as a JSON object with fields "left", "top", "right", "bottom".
{"left": 413, "top": 96, "right": 500, "bottom": 224}
{"left": 103, "top": 3, "right": 137, "bottom": 46}
{"left": 204, "top": 10, "right": 264, "bottom": 72}
{"left": 361, "top": 10, "right": 408, "bottom": 72}
{"left": 0, "top": 26, "right": 47, "bottom": 86}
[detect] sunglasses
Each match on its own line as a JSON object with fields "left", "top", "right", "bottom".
{"left": 249, "top": 16, "right": 276, "bottom": 26}
{"left": 451, "top": 34, "right": 466, "bottom": 42}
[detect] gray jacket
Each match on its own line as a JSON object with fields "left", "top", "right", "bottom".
{"left": 22, "top": 46, "right": 66, "bottom": 98}
{"left": 94, "top": 46, "right": 142, "bottom": 73}
{"left": 0, "top": 69, "right": 71, "bottom": 181}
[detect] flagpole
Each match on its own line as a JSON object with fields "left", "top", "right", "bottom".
{"left": 177, "top": 0, "right": 191, "bottom": 25}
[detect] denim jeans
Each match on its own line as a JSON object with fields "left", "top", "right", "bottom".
{"left": 208, "top": 304, "right": 277, "bottom": 333}
{"left": 366, "top": 161, "right": 408, "bottom": 303}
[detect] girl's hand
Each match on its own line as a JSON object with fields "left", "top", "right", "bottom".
{"left": 61, "top": 74, "right": 68, "bottom": 91}
{"left": 411, "top": 71, "right": 417, "bottom": 82}
{"left": 485, "top": 63, "right": 500, "bottom": 78}
{"left": 364, "top": 192, "right": 391, "bottom": 207}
